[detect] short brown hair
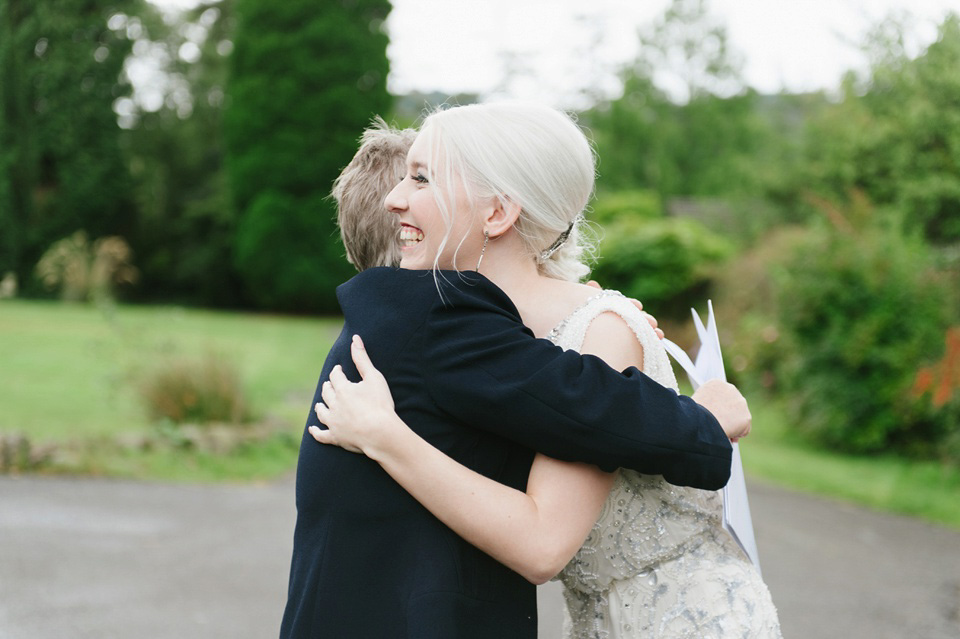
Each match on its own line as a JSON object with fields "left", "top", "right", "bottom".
{"left": 332, "top": 118, "right": 416, "bottom": 271}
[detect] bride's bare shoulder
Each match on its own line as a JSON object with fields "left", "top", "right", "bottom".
{"left": 582, "top": 309, "right": 645, "bottom": 369}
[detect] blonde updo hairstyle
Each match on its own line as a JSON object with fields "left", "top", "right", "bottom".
{"left": 419, "top": 102, "right": 596, "bottom": 282}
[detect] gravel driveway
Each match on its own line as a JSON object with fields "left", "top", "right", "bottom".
{"left": 1, "top": 475, "right": 957, "bottom": 638}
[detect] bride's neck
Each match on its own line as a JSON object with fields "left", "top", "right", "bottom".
{"left": 477, "top": 233, "right": 540, "bottom": 298}
{"left": 476, "top": 232, "right": 565, "bottom": 331}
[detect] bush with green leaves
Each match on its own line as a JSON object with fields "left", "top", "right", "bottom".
{"left": 911, "top": 328, "right": 960, "bottom": 463}
{"left": 139, "top": 352, "right": 249, "bottom": 425}
{"left": 710, "top": 225, "right": 811, "bottom": 387}
{"left": 591, "top": 212, "right": 732, "bottom": 319}
{"left": 774, "top": 221, "right": 952, "bottom": 454}
{"left": 589, "top": 189, "right": 662, "bottom": 226}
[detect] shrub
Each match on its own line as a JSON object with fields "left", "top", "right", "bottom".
{"left": 590, "top": 189, "right": 662, "bottom": 226}
{"left": 35, "top": 231, "right": 137, "bottom": 303}
{"left": 591, "top": 216, "right": 732, "bottom": 318}
{"left": 0, "top": 433, "right": 55, "bottom": 473}
{"left": 912, "top": 328, "right": 960, "bottom": 463}
{"left": 711, "top": 226, "right": 812, "bottom": 387}
{"left": 774, "top": 221, "right": 952, "bottom": 454}
{"left": 139, "top": 352, "right": 249, "bottom": 425}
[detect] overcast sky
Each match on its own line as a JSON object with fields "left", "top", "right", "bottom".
{"left": 150, "top": 0, "right": 960, "bottom": 106}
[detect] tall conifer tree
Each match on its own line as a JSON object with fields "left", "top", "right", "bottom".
{"left": 224, "top": 0, "right": 391, "bottom": 311}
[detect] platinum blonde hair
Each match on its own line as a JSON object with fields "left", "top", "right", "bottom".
{"left": 419, "top": 102, "right": 597, "bottom": 282}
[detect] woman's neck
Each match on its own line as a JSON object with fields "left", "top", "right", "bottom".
{"left": 476, "top": 231, "right": 587, "bottom": 337}
{"left": 477, "top": 232, "right": 543, "bottom": 306}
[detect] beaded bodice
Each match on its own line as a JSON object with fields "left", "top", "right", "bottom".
{"left": 547, "top": 291, "right": 723, "bottom": 594}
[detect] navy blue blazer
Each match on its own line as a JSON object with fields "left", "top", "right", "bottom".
{"left": 280, "top": 268, "right": 731, "bottom": 639}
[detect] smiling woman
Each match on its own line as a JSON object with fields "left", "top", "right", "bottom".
{"left": 398, "top": 224, "right": 425, "bottom": 248}
{"left": 385, "top": 133, "right": 481, "bottom": 271}
{"left": 385, "top": 103, "right": 596, "bottom": 278}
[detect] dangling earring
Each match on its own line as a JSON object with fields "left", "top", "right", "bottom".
{"left": 476, "top": 230, "right": 490, "bottom": 272}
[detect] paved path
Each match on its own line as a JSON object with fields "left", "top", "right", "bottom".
{"left": 1, "top": 475, "right": 958, "bottom": 638}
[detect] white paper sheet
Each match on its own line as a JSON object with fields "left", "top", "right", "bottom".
{"left": 661, "top": 301, "right": 761, "bottom": 574}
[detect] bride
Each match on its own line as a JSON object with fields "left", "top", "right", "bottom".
{"left": 310, "top": 101, "right": 781, "bottom": 638}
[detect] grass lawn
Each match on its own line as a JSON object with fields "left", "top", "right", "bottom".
{"left": 1, "top": 299, "right": 342, "bottom": 480}
{"left": 740, "top": 395, "right": 960, "bottom": 530}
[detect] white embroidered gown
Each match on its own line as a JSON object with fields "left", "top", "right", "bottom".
{"left": 547, "top": 291, "right": 782, "bottom": 639}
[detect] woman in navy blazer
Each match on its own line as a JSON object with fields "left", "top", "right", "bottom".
{"left": 280, "top": 105, "right": 747, "bottom": 638}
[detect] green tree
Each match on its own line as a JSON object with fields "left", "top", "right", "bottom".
{"left": 120, "top": 1, "right": 242, "bottom": 306}
{"left": 585, "top": 73, "right": 673, "bottom": 193}
{"left": 804, "top": 13, "right": 960, "bottom": 244}
{"left": 0, "top": 0, "right": 137, "bottom": 292}
{"left": 583, "top": 0, "right": 778, "bottom": 202}
{"left": 224, "top": 0, "right": 391, "bottom": 311}
{"left": 631, "top": 0, "right": 743, "bottom": 104}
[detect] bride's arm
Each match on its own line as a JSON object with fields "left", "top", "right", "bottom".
{"left": 345, "top": 427, "right": 613, "bottom": 585}
{"left": 312, "top": 320, "right": 643, "bottom": 584}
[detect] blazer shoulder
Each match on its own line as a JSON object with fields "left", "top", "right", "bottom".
{"left": 336, "top": 268, "right": 514, "bottom": 312}
{"left": 427, "top": 271, "right": 522, "bottom": 319}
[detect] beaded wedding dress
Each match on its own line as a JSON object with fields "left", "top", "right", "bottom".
{"left": 547, "top": 291, "right": 782, "bottom": 639}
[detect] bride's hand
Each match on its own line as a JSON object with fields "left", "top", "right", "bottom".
{"left": 308, "top": 335, "right": 400, "bottom": 455}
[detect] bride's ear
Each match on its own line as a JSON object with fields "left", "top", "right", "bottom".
{"left": 482, "top": 196, "right": 521, "bottom": 239}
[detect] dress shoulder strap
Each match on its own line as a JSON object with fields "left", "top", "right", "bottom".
{"left": 549, "top": 291, "right": 672, "bottom": 386}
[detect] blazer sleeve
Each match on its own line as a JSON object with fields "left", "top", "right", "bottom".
{"left": 421, "top": 281, "right": 732, "bottom": 491}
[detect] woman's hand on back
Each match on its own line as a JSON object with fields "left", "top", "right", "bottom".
{"left": 309, "top": 335, "right": 402, "bottom": 456}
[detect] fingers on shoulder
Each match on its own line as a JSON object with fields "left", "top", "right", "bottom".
{"left": 308, "top": 424, "right": 333, "bottom": 444}
{"left": 580, "top": 311, "right": 645, "bottom": 373}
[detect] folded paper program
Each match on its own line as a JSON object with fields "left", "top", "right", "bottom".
{"left": 662, "top": 300, "right": 762, "bottom": 575}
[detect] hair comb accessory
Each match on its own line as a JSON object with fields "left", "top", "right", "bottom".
{"left": 537, "top": 216, "right": 580, "bottom": 263}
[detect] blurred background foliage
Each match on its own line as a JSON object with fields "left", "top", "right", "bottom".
{"left": 0, "top": 0, "right": 139, "bottom": 297}
{"left": 224, "top": 0, "right": 391, "bottom": 311}
{"left": 0, "top": 0, "right": 958, "bottom": 478}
